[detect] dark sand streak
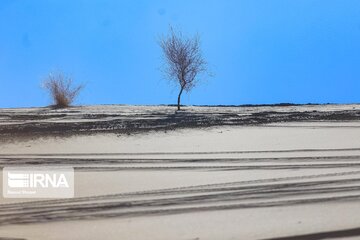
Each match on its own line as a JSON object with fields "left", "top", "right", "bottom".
{"left": 1, "top": 147, "right": 360, "bottom": 157}
{"left": 263, "top": 227, "right": 360, "bottom": 240}
{"left": 1, "top": 106, "right": 360, "bottom": 138}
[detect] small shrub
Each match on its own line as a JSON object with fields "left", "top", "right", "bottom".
{"left": 43, "top": 72, "right": 84, "bottom": 108}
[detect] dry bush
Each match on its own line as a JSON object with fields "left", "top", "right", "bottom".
{"left": 43, "top": 72, "right": 84, "bottom": 108}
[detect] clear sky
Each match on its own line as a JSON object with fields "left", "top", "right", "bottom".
{"left": 1, "top": 0, "right": 360, "bottom": 108}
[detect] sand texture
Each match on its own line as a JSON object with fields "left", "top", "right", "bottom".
{"left": 0, "top": 105, "right": 360, "bottom": 239}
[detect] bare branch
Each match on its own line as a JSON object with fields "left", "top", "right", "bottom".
{"left": 159, "top": 27, "right": 208, "bottom": 110}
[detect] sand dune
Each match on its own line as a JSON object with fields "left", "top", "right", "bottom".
{"left": 0, "top": 105, "right": 360, "bottom": 239}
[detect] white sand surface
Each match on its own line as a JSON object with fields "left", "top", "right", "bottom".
{"left": 1, "top": 120, "right": 360, "bottom": 239}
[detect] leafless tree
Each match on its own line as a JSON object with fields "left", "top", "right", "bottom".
{"left": 43, "top": 72, "right": 84, "bottom": 108}
{"left": 159, "top": 27, "right": 207, "bottom": 110}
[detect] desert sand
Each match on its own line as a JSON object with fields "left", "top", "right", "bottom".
{"left": 0, "top": 105, "right": 360, "bottom": 240}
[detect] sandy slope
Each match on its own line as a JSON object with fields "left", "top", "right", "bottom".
{"left": 0, "top": 105, "right": 360, "bottom": 239}
{"left": 0, "top": 104, "right": 359, "bottom": 138}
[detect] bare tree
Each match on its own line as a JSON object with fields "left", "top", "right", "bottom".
{"left": 43, "top": 72, "right": 84, "bottom": 108}
{"left": 159, "top": 27, "right": 207, "bottom": 111}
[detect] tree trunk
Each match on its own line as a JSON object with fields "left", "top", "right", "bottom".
{"left": 177, "top": 87, "right": 184, "bottom": 111}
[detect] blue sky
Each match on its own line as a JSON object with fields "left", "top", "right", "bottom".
{"left": 1, "top": 0, "right": 360, "bottom": 108}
